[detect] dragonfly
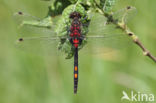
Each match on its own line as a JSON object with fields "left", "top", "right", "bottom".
{"left": 14, "top": 5, "right": 136, "bottom": 94}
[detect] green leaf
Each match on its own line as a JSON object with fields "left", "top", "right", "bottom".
{"left": 68, "top": 0, "right": 78, "bottom": 3}
{"left": 21, "top": 16, "right": 52, "bottom": 28}
{"left": 103, "top": 0, "right": 116, "bottom": 13}
{"left": 48, "top": 0, "right": 71, "bottom": 17}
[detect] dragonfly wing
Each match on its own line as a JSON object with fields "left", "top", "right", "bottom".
{"left": 86, "top": 12, "right": 126, "bottom": 36}
{"left": 112, "top": 6, "right": 137, "bottom": 24}
{"left": 84, "top": 34, "right": 132, "bottom": 54}
{"left": 79, "top": 13, "right": 132, "bottom": 55}
{"left": 15, "top": 36, "right": 61, "bottom": 56}
{"left": 13, "top": 11, "right": 61, "bottom": 36}
{"left": 13, "top": 11, "right": 63, "bottom": 55}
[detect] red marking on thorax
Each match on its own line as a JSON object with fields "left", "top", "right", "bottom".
{"left": 73, "top": 39, "right": 79, "bottom": 44}
{"left": 70, "top": 16, "right": 81, "bottom": 48}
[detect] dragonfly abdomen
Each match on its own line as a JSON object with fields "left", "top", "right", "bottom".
{"left": 74, "top": 47, "right": 78, "bottom": 94}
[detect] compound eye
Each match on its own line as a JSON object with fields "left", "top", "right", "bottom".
{"left": 70, "top": 13, "right": 75, "bottom": 19}
{"left": 70, "top": 14, "right": 74, "bottom": 18}
{"left": 78, "top": 14, "right": 81, "bottom": 18}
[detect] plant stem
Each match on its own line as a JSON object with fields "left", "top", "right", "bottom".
{"left": 104, "top": 12, "right": 156, "bottom": 63}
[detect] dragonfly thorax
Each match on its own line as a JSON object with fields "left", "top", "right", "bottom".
{"left": 69, "top": 12, "right": 83, "bottom": 48}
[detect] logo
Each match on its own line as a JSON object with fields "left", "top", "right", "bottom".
{"left": 121, "top": 91, "right": 155, "bottom": 102}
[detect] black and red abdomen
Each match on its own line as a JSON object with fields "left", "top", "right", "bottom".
{"left": 69, "top": 12, "right": 82, "bottom": 48}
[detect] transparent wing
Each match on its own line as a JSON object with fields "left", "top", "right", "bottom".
{"left": 14, "top": 11, "right": 62, "bottom": 55}
{"left": 112, "top": 6, "right": 137, "bottom": 24}
{"left": 13, "top": 11, "right": 60, "bottom": 36}
{"left": 79, "top": 12, "right": 132, "bottom": 55}
{"left": 15, "top": 36, "right": 61, "bottom": 56}
{"left": 82, "top": 34, "right": 132, "bottom": 54}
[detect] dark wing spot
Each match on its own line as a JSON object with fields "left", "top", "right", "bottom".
{"left": 127, "top": 6, "right": 131, "bottom": 10}
{"left": 128, "top": 33, "right": 133, "bottom": 36}
{"left": 18, "top": 38, "right": 24, "bottom": 42}
{"left": 18, "top": 11, "right": 23, "bottom": 15}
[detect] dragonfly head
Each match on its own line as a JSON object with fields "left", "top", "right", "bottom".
{"left": 70, "top": 12, "right": 81, "bottom": 19}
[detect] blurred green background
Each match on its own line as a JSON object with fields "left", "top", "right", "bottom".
{"left": 0, "top": 0, "right": 156, "bottom": 103}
